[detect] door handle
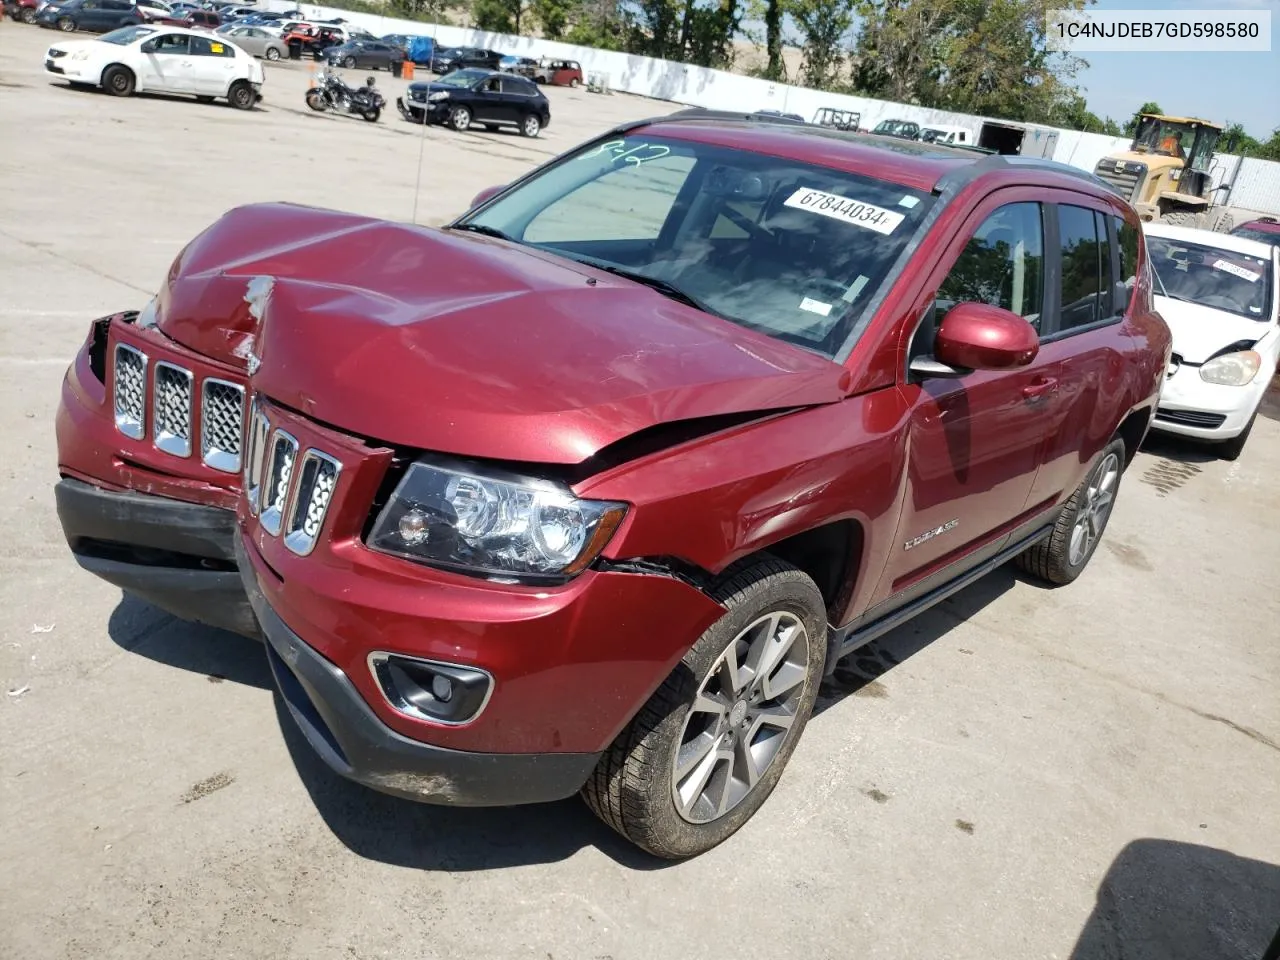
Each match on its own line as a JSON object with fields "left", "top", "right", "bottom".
{"left": 1022, "top": 377, "right": 1059, "bottom": 403}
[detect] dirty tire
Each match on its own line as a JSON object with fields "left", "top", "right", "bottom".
{"left": 57, "top": 15, "right": 75, "bottom": 30}
{"left": 582, "top": 558, "right": 826, "bottom": 859}
{"left": 449, "top": 104, "right": 471, "bottom": 131}
{"left": 101, "top": 64, "right": 133, "bottom": 97}
{"left": 1218, "top": 411, "right": 1256, "bottom": 461}
{"left": 1016, "top": 438, "right": 1126, "bottom": 586}
{"left": 265, "top": 47, "right": 281, "bottom": 61}
{"left": 227, "top": 80, "right": 254, "bottom": 110}
{"left": 520, "top": 113, "right": 540, "bottom": 137}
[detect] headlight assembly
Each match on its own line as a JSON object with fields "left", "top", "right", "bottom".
{"left": 427, "top": 90, "right": 449, "bottom": 102}
{"left": 367, "top": 460, "right": 627, "bottom": 580}
{"left": 1199, "top": 350, "right": 1261, "bottom": 386}
{"left": 70, "top": 49, "right": 90, "bottom": 61}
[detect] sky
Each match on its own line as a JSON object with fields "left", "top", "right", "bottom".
{"left": 1074, "top": 0, "right": 1280, "bottom": 138}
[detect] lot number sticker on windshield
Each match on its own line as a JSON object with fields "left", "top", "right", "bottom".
{"left": 1212, "top": 259, "right": 1262, "bottom": 283}
{"left": 784, "top": 188, "right": 905, "bottom": 235}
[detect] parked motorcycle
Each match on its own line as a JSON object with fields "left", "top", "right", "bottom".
{"left": 304, "top": 70, "right": 384, "bottom": 123}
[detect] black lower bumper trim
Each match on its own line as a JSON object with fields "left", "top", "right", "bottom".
{"left": 236, "top": 534, "right": 601, "bottom": 806}
{"left": 56, "top": 478, "right": 258, "bottom": 637}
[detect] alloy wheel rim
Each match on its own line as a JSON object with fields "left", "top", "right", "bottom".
{"left": 1068, "top": 451, "right": 1120, "bottom": 566}
{"left": 453, "top": 109, "right": 468, "bottom": 129}
{"left": 671, "top": 611, "right": 809, "bottom": 825}
{"left": 524, "top": 116, "right": 537, "bottom": 135}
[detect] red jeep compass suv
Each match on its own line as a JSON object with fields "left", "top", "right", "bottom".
{"left": 54, "top": 110, "right": 1169, "bottom": 858}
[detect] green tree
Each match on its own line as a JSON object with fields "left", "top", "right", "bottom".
{"left": 849, "top": 0, "right": 956, "bottom": 105}
{"left": 389, "top": 0, "right": 461, "bottom": 22}
{"left": 531, "top": 0, "right": 576, "bottom": 37}
{"left": 791, "top": 0, "right": 855, "bottom": 88}
{"left": 471, "top": 0, "right": 530, "bottom": 33}
{"left": 762, "top": 0, "right": 785, "bottom": 80}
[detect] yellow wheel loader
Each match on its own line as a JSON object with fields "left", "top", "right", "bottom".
{"left": 1093, "top": 114, "right": 1235, "bottom": 232}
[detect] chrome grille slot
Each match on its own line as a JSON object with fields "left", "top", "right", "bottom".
{"left": 112, "top": 344, "right": 147, "bottom": 440}
{"left": 260, "top": 429, "right": 298, "bottom": 536}
{"left": 243, "top": 399, "right": 272, "bottom": 515}
{"left": 201, "top": 378, "right": 245, "bottom": 473}
{"left": 152, "top": 362, "right": 193, "bottom": 458}
{"left": 284, "top": 450, "right": 342, "bottom": 556}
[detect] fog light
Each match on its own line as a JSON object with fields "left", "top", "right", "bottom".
{"left": 367, "top": 652, "right": 492, "bottom": 725}
{"left": 430, "top": 674, "right": 453, "bottom": 702}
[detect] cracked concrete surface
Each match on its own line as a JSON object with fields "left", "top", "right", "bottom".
{"left": 1, "top": 24, "right": 1278, "bottom": 960}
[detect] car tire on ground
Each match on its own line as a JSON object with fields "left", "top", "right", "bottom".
{"left": 343, "top": 55, "right": 356, "bottom": 68}
{"left": 1218, "top": 410, "right": 1256, "bottom": 461}
{"left": 101, "top": 64, "right": 134, "bottom": 97}
{"left": 265, "top": 47, "right": 281, "bottom": 61}
{"left": 1016, "top": 438, "right": 1126, "bottom": 586}
{"left": 448, "top": 104, "right": 471, "bottom": 131}
{"left": 227, "top": 80, "right": 255, "bottom": 111}
{"left": 570, "top": 77, "right": 579, "bottom": 87}
{"left": 582, "top": 558, "right": 826, "bottom": 859}
{"left": 520, "top": 113, "right": 540, "bottom": 137}
{"left": 57, "top": 15, "right": 75, "bottom": 30}
{"left": 21, "top": 7, "right": 38, "bottom": 22}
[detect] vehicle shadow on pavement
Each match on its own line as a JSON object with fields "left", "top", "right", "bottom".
{"left": 815, "top": 565, "right": 1018, "bottom": 710}
{"left": 1069, "top": 838, "right": 1280, "bottom": 960}
{"left": 1138, "top": 431, "right": 1223, "bottom": 465}
{"left": 271, "top": 693, "right": 669, "bottom": 872}
{"left": 108, "top": 593, "right": 272, "bottom": 689}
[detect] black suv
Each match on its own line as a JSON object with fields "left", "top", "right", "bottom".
{"left": 37, "top": 0, "right": 143, "bottom": 31}
{"left": 397, "top": 68, "right": 550, "bottom": 138}
{"left": 432, "top": 46, "right": 502, "bottom": 73}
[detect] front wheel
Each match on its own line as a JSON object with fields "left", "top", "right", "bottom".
{"left": 57, "top": 15, "right": 75, "bottom": 30}
{"left": 582, "top": 559, "right": 826, "bottom": 859}
{"left": 1016, "top": 438, "right": 1125, "bottom": 585}
{"left": 342, "top": 55, "right": 356, "bottom": 68}
{"left": 362, "top": 106, "right": 380, "bottom": 122}
{"left": 265, "top": 47, "right": 281, "bottom": 61}
{"left": 227, "top": 80, "right": 255, "bottom": 111}
{"left": 519, "top": 113, "right": 540, "bottom": 137}
{"left": 448, "top": 104, "right": 471, "bottom": 131}
{"left": 1218, "top": 411, "right": 1256, "bottom": 461}
{"left": 304, "top": 88, "right": 327, "bottom": 111}
{"left": 569, "top": 76, "right": 579, "bottom": 87}
{"left": 101, "top": 64, "right": 133, "bottom": 97}
{"left": 21, "top": 7, "right": 38, "bottom": 22}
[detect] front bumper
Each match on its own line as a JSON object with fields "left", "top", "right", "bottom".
{"left": 396, "top": 96, "right": 442, "bottom": 123}
{"left": 237, "top": 534, "right": 601, "bottom": 805}
{"left": 1151, "top": 366, "right": 1265, "bottom": 439}
{"left": 56, "top": 478, "right": 257, "bottom": 637}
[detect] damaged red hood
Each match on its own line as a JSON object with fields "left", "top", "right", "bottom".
{"left": 156, "top": 203, "right": 850, "bottom": 464}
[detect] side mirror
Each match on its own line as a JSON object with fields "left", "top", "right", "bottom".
{"left": 916, "top": 302, "right": 1038, "bottom": 376}
{"left": 469, "top": 184, "right": 505, "bottom": 209}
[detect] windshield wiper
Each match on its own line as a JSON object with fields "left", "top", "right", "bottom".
{"left": 578, "top": 261, "right": 723, "bottom": 317}
{"left": 449, "top": 223, "right": 516, "bottom": 243}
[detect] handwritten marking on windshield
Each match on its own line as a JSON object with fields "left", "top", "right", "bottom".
{"left": 581, "top": 140, "right": 672, "bottom": 166}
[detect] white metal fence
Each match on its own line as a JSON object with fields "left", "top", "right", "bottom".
{"left": 274, "top": 1, "right": 1280, "bottom": 216}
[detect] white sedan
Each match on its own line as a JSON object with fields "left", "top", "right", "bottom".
{"left": 1145, "top": 221, "right": 1279, "bottom": 460}
{"left": 44, "top": 24, "right": 264, "bottom": 109}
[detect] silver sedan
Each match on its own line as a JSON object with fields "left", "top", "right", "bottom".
{"left": 216, "top": 25, "right": 288, "bottom": 61}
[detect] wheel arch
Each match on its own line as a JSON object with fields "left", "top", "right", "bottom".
{"left": 1115, "top": 405, "right": 1154, "bottom": 467}
{"left": 100, "top": 61, "right": 135, "bottom": 90}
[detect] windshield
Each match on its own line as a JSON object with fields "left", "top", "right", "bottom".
{"left": 100, "top": 25, "right": 156, "bottom": 44}
{"left": 437, "top": 68, "right": 487, "bottom": 87}
{"left": 1147, "top": 237, "right": 1272, "bottom": 320}
{"left": 457, "top": 134, "right": 935, "bottom": 358}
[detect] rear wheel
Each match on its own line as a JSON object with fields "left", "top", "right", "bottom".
{"left": 569, "top": 76, "right": 579, "bottom": 87}
{"left": 227, "top": 80, "right": 254, "bottom": 110}
{"left": 1218, "top": 411, "right": 1256, "bottom": 461}
{"left": 362, "top": 106, "right": 380, "bottom": 122}
{"left": 520, "top": 113, "right": 540, "bottom": 137}
{"left": 448, "top": 104, "right": 471, "bottom": 131}
{"left": 582, "top": 559, "right": 826, "bottom": 859}
{"left": 1016, "top": 438, "right": 1125, "bottom": 585}
{"left": 101, "top": 64, "right": 134, "bottom": 97}
{"left": 21, "top": 7, "right": 38, "bottom": 22}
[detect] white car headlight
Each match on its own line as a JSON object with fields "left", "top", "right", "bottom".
{"left": 427, "top": 90, "right": 449, "bottom": 102}
{"left": 70, "top": 49, "right": 90, "bottom": 61}
{"left": 368, "top": 460, "right": 627, "bottom": 580}
{"left": 1199, "top": 350, "right": 1261, "bottom": 386}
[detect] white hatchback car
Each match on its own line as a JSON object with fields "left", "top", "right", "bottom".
{"left": 44, "top": 24, "right": 264, "bottom": 109}
{"left": 1145, "top": 221, "right": 1279, "bottom": 459}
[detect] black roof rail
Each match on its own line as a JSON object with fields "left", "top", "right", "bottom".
{"left": 605, "top": 107, "right": 813, "bottom": 137}
{"left": 934, "top": 152, "right": 1119, "bottom": 198}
